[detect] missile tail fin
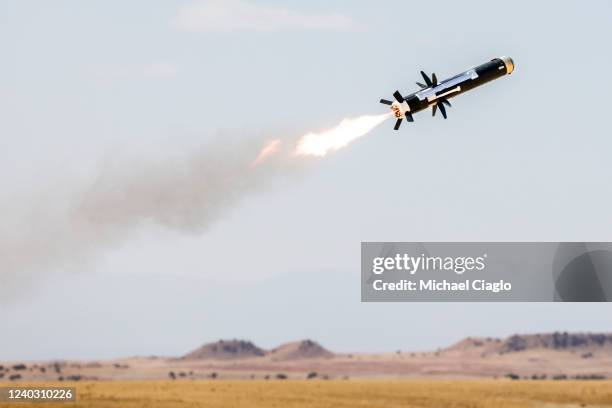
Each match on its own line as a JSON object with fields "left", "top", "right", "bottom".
{"left": 393, "top": 91, "right": 404, "bottom": 103}
{"left": 420, "top": 71, "right": 433, "bottom": 87}
{"left": 438, "top": 102, "right": 447, "bottom": 119}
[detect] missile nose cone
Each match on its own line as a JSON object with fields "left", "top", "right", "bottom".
{"left": 500, "top": 56, "right": 515, "bottom": 74}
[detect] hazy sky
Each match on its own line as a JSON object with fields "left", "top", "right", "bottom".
{"left": 1, "top": 0, "right": 612, "bottom": 360}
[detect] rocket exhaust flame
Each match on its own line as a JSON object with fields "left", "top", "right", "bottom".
{"left": 251, "top": 112, "right": 391, "bottom": 165}
{"left": 252, "top": 139, "right": 281, "bottom": 166}
{"left": 294, "top": 113, "right": 391, "bottom": 157}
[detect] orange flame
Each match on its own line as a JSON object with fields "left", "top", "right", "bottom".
{"left": 252, "top": 139, "right": 281, "bottom": 166}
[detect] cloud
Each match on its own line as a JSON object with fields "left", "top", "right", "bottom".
{"left": 173, "top": 0, "right": 357, "bottom": 33}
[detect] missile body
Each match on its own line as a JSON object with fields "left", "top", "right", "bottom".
{"left": 380, "top": 56, "right": 514, "bottom": 129}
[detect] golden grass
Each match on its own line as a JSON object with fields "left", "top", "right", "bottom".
{"left": 2, "top": 380, "right": 612, "bottom": 408}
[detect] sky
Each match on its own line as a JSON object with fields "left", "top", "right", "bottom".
{"left": 1, "top": 0, "right": 612, "bottom": 360}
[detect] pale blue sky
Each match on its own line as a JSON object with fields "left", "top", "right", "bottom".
{"left": 1, "top": 1, "right": 612, "bottom": 360}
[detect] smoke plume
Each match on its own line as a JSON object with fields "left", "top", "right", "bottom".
{"left": 0, "top": 113, "right": 389, "bottom": 299}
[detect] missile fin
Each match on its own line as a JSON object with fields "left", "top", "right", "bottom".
{"left": 438, "top": 102, "right": 447, "bottom": 119}
{"left": 420, "top": 71, "right": 432, "bottom": 87}
{"left": 393, "top": 90, "right": 404, "bottom": 103}
{"left": 394, "top": 118, "right": 403, "bottom": 130}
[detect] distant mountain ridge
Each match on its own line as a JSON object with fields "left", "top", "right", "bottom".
{"left": 4, "top": 332, "right": 612, "bottom": 381}
{"left": 182, "top": 339, "right": 333, "bottom": 361}
{"left": 446, "top": 332, "right": 612, "bottom": 354}
{"left": 183, "top": 333, "right": 612, "bottom": 361}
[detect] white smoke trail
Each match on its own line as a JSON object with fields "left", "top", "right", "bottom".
{"left": 0, "top": 113, "right": 389, "bottom": 300}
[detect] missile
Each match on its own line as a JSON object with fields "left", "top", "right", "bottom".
{"left": 380, "top": 56, "right": 514, "bottom": 129}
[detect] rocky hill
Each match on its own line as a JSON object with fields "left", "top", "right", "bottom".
{"left": 182, "top": 339, "right": 335, "bottom": 361}
{"left": 182, "top": 339, "right": 266, "bottom": 360}
{"left": 446, "top": 332, "right": 612, "bottom": 355}
{"left": 500, "top": 332, "right": 612, "bottom": 352}
{"left": 269, "top": 340, "right": 333, "bottom": 360}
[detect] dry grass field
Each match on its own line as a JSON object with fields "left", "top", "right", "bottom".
{"left": 2, "top": 380, "right": 612, "bottom": 408}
